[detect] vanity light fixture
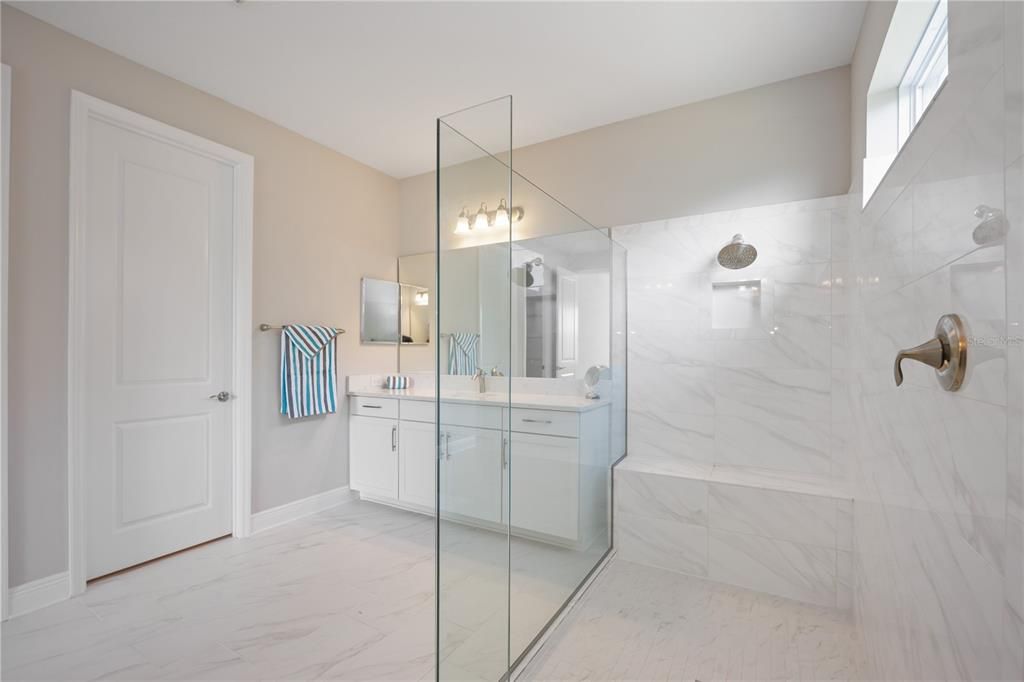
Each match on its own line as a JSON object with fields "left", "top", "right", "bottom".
{"left": 473, "top": 203, "right": 490, "bottom": 231}
{"left": 494, "top": 198, "right": 511, "bottom": 228}
{"left": 452, "top": 198, "right": 525, "bottom": 234}
{"left": 454, "top": 207, "right": 471, "bottom": 234}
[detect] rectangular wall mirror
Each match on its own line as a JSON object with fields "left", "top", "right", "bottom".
{"left": 360, "top": 277, "right": 400, "bottom": 344}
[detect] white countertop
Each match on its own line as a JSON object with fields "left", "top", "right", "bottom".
{"left": 347, "top": 386, "right": 609, "bottom": 413}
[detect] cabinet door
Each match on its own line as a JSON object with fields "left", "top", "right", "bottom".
{"left": 509, "top": 432, "right": 579, "bottom": 540}
{"left": 399, "top": 420, "right": 436, "bottom": 509}
{"left": 349, "top": 415, "right": 398, "bottom": 499}
{"left": 441, "top": 426, "right": 502, "bottom": 523}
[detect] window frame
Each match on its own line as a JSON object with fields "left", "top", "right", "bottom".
{"left": 897, "top": 0, "right": 949, "bottom": 149}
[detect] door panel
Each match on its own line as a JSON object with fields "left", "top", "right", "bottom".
{"left": 116, "top": 415, "right": 210, "bottom": 525}
{"left": 509, "top": 432, "right": 578, "bottom": 540}
{"left": 399, "top": 420, "right": 435, "bottom": 508}
{"left": 349, "top": 415, "right": 399, "bottom": 499}
{"left": 556, "top": 271, "right": 578, "bottom": 378}
{"left": 83, "top": 112, "right": 235, "bottom": 580}
{"left": 119, "top": 162, "right": 211, "bottom": 383}
{"left": 442, "top": 426, "right": 502, "bottom": 523}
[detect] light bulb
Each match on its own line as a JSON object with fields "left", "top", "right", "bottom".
{"left": 454, "top": 207, "right": 470, "bottom": 234}
{"left": 494, "top": 199, "right": 510, "bottom": 228}
{"left": 474, "top": 203, "right": 489, "bottom": 230}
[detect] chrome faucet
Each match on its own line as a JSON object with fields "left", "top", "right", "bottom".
{"left": 472, "top": 368, "right": 486, "bottom": 393}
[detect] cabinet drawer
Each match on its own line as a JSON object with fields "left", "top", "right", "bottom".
{"left": 350, "top": 396, "right": 399, "bottom": 419}
{"left": 440, "top": 402, "right": 502, "bottom": 430}
{"left": 400, "top": 399, "right": 435, "bottom": 423}
{"left": 509, "top": 408, "right": 578, "bottom": 438}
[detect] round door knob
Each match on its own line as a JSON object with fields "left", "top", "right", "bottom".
{"left": 209, "top": 391, "right": 233, "bottom": 402}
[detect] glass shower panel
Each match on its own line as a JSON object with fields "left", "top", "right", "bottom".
{"left": 436, "top": 97, "right": 512, "bottom": 681}
{"left": 507, "top": 173, "right": 617, "bottom": 666}
{"left": 435, "top": 98, "right": 624, "bottom": 680}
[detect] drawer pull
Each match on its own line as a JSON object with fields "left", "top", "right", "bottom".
{"left": 362, "top": 404, "right": 382, "bottom": 409}
{"left": 521, "top": 418, "right": 553, "bottom": 424}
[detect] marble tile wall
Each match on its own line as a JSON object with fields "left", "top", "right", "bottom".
{"left": 614, "top": 464, "right": 852, "bottom": 608}
{"left": 841, "top": 2, "right": 1024, "bottom": 679}
{"left": 613, "top": 195, "right": 849, "bottom": 487}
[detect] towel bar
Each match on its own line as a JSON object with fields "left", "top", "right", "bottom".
{"left": 259, "top": 323, "right": 346, "bottom": 334}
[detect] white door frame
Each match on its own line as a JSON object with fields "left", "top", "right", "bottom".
{"left": 1, "top": 63, "right": 12, "bottom": 620}
{"left": 67, "top": 91, "right": 254, "bottom": 596}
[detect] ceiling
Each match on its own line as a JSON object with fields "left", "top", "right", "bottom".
{"left": 16, "top": 1, "right": 867, "bottom": 179}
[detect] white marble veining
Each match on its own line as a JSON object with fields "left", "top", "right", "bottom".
{"left": 614, "top": 512, "right": 708, "bottom": 577}
{"left": 614, "top": 468, "right": 708, "bottom": 524}
{"left": 1, "top": 499, "right": 600, "bottom": 682}
{"left": 520, "top": 558, "right": 867, "bottom": 681}
{"left": 614, "top": 462, "right": 851, "bottom": 608}
{"left": 708, "top": 483, "right": 837, "bottom": 548}
{"left": 615, "top": 195, "right": 845, "bottom": 487}
{"left": 708, "top": 529, "right": 837, "bottom": 607}
{"left": 839, "top": 3, "right": 1024, "bottom": 678}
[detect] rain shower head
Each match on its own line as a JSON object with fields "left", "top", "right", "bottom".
{"left": 717, "top": 234, "right": 758, "bottom": 270}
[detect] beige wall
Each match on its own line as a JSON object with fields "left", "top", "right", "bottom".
{"left": 401, "top": 65, "right": 852, "bottom": 255}
{"left": 2, "top": 7, "right": 400, "bottom": 587}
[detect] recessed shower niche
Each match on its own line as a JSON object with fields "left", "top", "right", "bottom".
{"left": 711, "top": 278, "right": 771, "bottom": 330}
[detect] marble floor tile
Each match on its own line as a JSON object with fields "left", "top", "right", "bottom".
{"left": 3, "top": 497, "right": 612, "bottom": 682}
{"left": 520, "top": 558, "right": 867, "bottom": 681}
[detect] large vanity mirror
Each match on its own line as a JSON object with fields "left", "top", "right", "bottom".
{"left": 399, "top": 228, "right": 614, "bottom": 377}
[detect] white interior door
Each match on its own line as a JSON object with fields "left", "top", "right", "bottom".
{"left": 556, "top": 270, "right": 579, "bottom": 378}
{"left": 81, "top": 103, "right": 237, "bottom": 580}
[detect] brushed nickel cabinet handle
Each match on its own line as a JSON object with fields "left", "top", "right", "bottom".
{"left": 521, "top": 418, "right": 552, "bottom": 424}
{"left": 894, "top": 313, "right": 967, "bottom": 392}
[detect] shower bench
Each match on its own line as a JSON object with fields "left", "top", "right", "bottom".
{"left": 613, "top": 456, "right": 852, "bottom": 609}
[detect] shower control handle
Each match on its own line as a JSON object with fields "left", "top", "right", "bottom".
{"left": 894, "top": 314, "right": 967, "bottom": 392}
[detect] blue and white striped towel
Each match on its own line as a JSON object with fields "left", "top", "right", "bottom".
{"left": 280, "top": 325, "right": 339, "bottom": 419}
{"left": 384, "top": 375, "right": 409, "bottom": 389}
{"left": 447, "top": 332, "right": 479, "bottom": 375}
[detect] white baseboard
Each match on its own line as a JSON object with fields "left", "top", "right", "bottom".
{"left": 250, "top": 486, "right": 355, "bottom": 534}
{"left": 7, "top": 571, "right": 69, "bottom": 619}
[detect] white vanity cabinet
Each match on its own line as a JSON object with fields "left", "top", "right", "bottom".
{"left": 398, "top": 420, "right": 435, "bottom": 508}
{"left": 349, "top": 415, "right": 398, "bottom": 499}
{"left": 506, "top": 406, "right": 610, "bottom": 546}
{"left": 440, "top": 426, "right": 503, "bottom": 523}
{"left": 347, "top": 391, "right": 609, "bottom": 548}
